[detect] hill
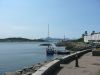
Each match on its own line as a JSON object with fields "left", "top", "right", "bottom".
{"left": 0, "top": 37, "right": 45, "bottom": 42}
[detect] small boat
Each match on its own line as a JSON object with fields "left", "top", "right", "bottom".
{"left": 46, "top": 47, "right": 55, "bottom": 55}
{"left": 56, "top": 50, "right": 70, "bottom": 55}
{"left": 54, "top": 47, "right": 70, "bottom": 55}
{"left": 40, "top": 43, "right": 52, "bottom": 46}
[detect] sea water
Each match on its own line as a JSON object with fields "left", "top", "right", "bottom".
{"left": 0, "top": 42, "right": 65, "bottom": 75}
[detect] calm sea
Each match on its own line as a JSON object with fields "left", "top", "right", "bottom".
{"left": 0, "top": 42, "right": 64, "bottom": 75}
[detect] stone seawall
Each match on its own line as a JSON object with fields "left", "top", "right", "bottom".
{"left": 32, "top": 60, "right": 60, "bottom": 75}
{"left": 32, "top": 49, "right": 91, "bottom": 75}
{"left": 92, "top": 50, "right": 100, "bottom": 56}
{"left": 61, "top": 49, "right": 91, "bottom": 64}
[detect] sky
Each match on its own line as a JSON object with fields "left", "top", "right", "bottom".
{"left": 0, "top": 0, "right": 100, "bottom": 39}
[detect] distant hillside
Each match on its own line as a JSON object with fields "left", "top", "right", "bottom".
{"left": 0, "top": 37, "right": 45, "bottom": 42}
{"left": 44, "top": 37, "right": 69, "bottom": 42}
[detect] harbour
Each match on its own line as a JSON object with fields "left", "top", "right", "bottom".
{"left": 0, "top": 0, "right": 100, "bottom": 75}
{"left": 0, "top": 42, "right": 66, "bottom": 75}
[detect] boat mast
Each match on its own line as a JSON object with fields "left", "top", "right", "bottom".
{"left": 48, "top": 24, "right": 49, "bottom": 39}
{"left": 48, "top": 24, "right": 50, "bottom": 48}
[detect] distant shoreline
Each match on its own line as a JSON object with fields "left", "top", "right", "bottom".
{"left": 0, "top": 37, "right": 46, "bottom": 42}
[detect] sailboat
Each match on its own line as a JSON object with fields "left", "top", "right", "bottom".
{"left": 46, "top": 24, "right": 55, "bottom": 55}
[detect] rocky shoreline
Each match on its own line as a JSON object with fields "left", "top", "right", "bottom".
{"left": 5, "top": 54, "right": 67, "bottom": 75}
{"left": 5, "top": 61, "right": 50, "bottom": 75}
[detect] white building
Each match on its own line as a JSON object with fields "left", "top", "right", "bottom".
{"left": 84, "top": 33, "right": 100, "bottom": 43}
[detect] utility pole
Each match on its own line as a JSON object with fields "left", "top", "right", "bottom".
{"left": 64, "top": 35, "right": 65, "bottom": 41}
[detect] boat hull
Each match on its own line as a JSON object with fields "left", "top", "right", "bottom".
{"left": 56, "top": 51, "right": 70, "bottom": 55}
{"left": 46, "top": 50, "right": 55, "bottom": 55}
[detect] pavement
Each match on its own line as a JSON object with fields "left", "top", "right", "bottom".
{"left": 53, "top": 52, "right": 100, "bottom": 75}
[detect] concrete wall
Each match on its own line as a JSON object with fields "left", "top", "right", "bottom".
{"left": 60, "top": 49, "right": 91, "bottom": 64}
{"left": 32, "top": 60, "right": 60, "bottom": 75}
{"left": 92, "top": 50, "right": 100, "bottom": 56}
{"left": 32, "top": 49, "right": 91, "bottom": 75}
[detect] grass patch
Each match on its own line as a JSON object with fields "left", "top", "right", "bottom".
{"left": 96, "top": 69, "right": 100, "bottom": 75}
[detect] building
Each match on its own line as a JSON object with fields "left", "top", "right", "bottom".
{"left": 84, "top": 32, "right": 100, "bottom": 43}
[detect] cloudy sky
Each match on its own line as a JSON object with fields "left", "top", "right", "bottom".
{"left": 0, "top": 0, "right": 100, "bottom": 39}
